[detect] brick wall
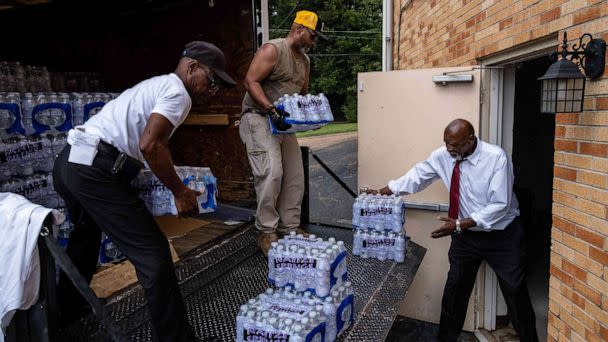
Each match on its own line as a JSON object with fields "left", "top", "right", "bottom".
{"left": 393, "top": 0, "right": 607, "bottom": 340}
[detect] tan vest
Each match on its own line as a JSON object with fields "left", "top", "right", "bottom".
{"left": 241, "top": 38, "right": 310, "bottom": 114}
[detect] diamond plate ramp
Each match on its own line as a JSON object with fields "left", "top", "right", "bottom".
{"left": 60, "top": 224, "right": 425, "bottom": 341}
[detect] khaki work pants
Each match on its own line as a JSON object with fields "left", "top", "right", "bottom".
{"left": 239, "top": 112, "right": 304, "bottom": 233}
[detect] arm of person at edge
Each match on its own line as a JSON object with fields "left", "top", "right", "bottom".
{"left": 369, "top": 151, "right": 477, "bottom": 239}
{"left": 140, "top": 113, "right": 200, "bottom": 217}
{"left": 243, "top": 43, "right": 279, "bottom": 112}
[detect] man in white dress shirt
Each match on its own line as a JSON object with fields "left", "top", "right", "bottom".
{"left": 374, "top": 119, "right": 538, "bottom": 342}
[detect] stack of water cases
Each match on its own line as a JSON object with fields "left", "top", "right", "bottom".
{"left": 0, "top": 90, "right": 125, "bottom": 264}
{"left": 268, "top": 233, "right": 348, "bottom": 297}
{"left": 131, "top": 166, "right": 218, "bottom": 216}
{"left": 269, "top": 93, "right": 334, "bottom": 134}
{"left": 352, "top": 194, "right": 407, "bottom": 262}
{"left": 236, "top": 232, "right": 354, "bottom": 341}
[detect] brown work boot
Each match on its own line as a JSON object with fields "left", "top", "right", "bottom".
{"left": 257, "top": 232, "right": 279, "bottom": 256}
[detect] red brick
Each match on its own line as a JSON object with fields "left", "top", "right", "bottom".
{"left": 573, "top": 6, "right": 601, "bottom": 25}
{"left": 586, "top": 329, "right": 603, "bottom": 342}
{"left": 556, "top": 126, "right": 566, "bottom": 138}
{"left": 580, "top": 142, "right": 608, "bottom": 158}
{"left": 598, "top": 97, "right": 608, "bottom": 110}
{"left": 601, "top": 326, "right": 608, "bottom": 341}
{"left": 574, "top": 280, "right": 602, "bottom": 307}
{"left": 571, "top": 291, "right": 586, "bottom": 309}
{"left": 554, "top": 166, "right": 578, "bottom": 181}
{"left": 575, "top": 227, "right": 606, "bottom": 249}
{"left": 540, "top": 7, "right": 561, "bottom": 24}
{"left": 551, "top": 264, "right": 575, "bottom": 287}
{"left": 553, "top": 216, "right": 577, "bottom": 235}
{"left": 556, "top": 113, "right": 579, "bottom": 124}
{"left": 562, "top": 285, "right": 586, "bottom": 309}
{"left": 499, "top": 17, "right": 513, "bottom": 30}
{"left": 555, "top": 139, "right": 577, "bottom": 152}
{"left": 563, "top": 259, "right": 588, "bottom": 282}
{"left": 466, "top": 17, "right": 476, "bottom": 28}
{"left": 588, "top": 246, "right": 608, "bottom": 265}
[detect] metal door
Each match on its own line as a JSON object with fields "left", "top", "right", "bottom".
{"left": 357, "top": 67, "right": 482, "bottom": 329}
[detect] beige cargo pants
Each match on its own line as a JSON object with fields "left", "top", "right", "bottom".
{"left": 239, "top": 112, "right": 304, "bottom": 233}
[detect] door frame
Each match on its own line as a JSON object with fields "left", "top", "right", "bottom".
{"left": 478, "top": 35, "right": 557, "bottom": 331}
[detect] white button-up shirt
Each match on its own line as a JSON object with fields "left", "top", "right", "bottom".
{"left": 388, "top": 139, "right": 519, "bottom": 231}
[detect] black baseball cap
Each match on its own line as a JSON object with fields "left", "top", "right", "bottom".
{"left": 182, "top": 41, "right": 236, "bottom": 87}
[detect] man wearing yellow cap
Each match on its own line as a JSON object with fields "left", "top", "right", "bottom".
{"left": 240, "top": 10, "right": 327, "bottom": 255}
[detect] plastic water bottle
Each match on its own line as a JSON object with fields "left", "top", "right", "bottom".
{"left": 0, "top": 141, "right": 11, "bottom": 182}
{"left": 0, "top": 93, "right": 15, "bottom": 132}
{"left": 318, "top": 93, "right": 330, "bottom": 121}
{"left": 21, "top": 92, "right": 34, "bottom": 135}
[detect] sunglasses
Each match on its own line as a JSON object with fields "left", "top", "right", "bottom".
{"left": 206, "top": 71, "right": 220, "bottom": 94}
{"left": 301, "top": 25, "right": 318, "bottom": 40}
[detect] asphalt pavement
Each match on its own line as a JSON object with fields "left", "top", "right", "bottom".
{"left": 300, "top": 135, "right": 358, "bottom": 227}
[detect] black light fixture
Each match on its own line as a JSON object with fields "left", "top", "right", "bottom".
{"left": 538, "top": 31, "right": 606, "bottom": 114}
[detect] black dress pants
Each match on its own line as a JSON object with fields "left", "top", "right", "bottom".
{"left": 53, "top": 145, "right": 195, "bottom": 342}
{"left": 438, "top": 219, "right": 538, "bottom": 342}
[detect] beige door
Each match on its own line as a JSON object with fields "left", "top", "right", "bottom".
{"left": 358, "top": 67, "right": 482, "bottom": 330}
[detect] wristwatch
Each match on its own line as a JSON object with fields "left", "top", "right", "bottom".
{"left": 455, "top": 219, "right": 462, "bottom": 234}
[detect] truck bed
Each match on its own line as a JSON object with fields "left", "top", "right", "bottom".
{"left": 59, "top": 222, "right": 425, "bottom": 341}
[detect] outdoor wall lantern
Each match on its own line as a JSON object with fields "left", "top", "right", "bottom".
{"left": 538, "top": 31, "right": 606, "bottom": 113}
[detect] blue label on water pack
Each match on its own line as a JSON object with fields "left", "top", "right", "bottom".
{"left": 329, "top": 251, "right": 347, "bottom": 288}
{"left": 268, "top": 114, "right": 328, "bottom": 135}
{"left": 336, "top": 294, "right": 354, "bottom": 333}
{"left": 31, "top": 103, "right": 73, "bottom": 134}
{"left": 83, "top": 101, "right": 105, "bottom": 122}
{"left": 182, "top": 176, "right": 217, "bottom": 211}
{"left": 202, "top": 183, "right": 216, "bottom": 210}
{"left": 305, "top": 322, "right": 326, "bottom": 342}
{"left": 0, "top": 103, "right": 25, "bottom": 135}
{"left": 98, "top": 237, "right": 125, "bottom": 264}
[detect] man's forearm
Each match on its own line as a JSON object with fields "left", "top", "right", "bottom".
{"left": 459, "top": 218, "right": 477, "bottom": 230}
{"left": 142, "top": 141, "right": 188, "bottom": 196}
{"left": 247, "top": 81, "right": 273, "bottom": 110}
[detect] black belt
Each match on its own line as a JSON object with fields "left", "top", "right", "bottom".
{"left": 94, "top": 141, "right": 144, "bottom": 180}
{"left": 245, "top": 109, "right": 268, "bottom": 116}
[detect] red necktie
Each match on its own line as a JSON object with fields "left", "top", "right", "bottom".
{"left": 448, "top": 160, "right": 462, "bottom": 219}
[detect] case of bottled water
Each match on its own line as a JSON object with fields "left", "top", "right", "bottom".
{"left": 99, "top": 232, "right": 126, "bottom": 265}
{"left": 269, "top": 93, "right": 334, "bottom": 134}
{"left": 352, "top": 193, "right": 407, "bottom": 263}
{"left": 29, "top": 92, "right": 73, "bottom": 135}
{"left": 352, "top": 229, "right": 406, "bottom": 262}
{"left": 0, "top": 173, "right": 64, "bottom": 209}
{"left": 268, "top": 232, "right": 348, "bottom": 297}
{"left": 236, "top": 283, "right": 354, "bottom": 342}
{"left": 0, "top": 92, "right": 26, "bottom": 138}
{"left": 352, "top": 193, "right": 406, "bottom": 233}
{"left": 131, "top": 166, "right": 218, "bottom": 216}
{"left": 236, "top": 287, "right": 327, "bottom": 342}
{"left": 0, "top": 134, "right": 67, "bottom": 178}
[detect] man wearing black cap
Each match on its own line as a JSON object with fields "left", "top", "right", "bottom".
{"left": 240, "top": 10, "right": 327, "bottom": 255}
{"left": 53, "top": 41, "right": 235, "bottom": 342}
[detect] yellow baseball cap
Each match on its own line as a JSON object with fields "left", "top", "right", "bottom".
{"left": 294, "top": 10, "right": 328, "bottom": 40}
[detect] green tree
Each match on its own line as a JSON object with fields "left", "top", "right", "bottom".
{"left": 269, "top": 0, "right": 382, "bottom": 122}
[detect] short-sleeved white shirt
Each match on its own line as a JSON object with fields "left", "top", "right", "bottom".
{"left": 83, "top": 73, "right": 192, "bottom": 162}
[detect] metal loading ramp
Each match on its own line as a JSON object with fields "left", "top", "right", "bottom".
{"left": 60, "top": 223, "right": 426, "bottom": 341}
